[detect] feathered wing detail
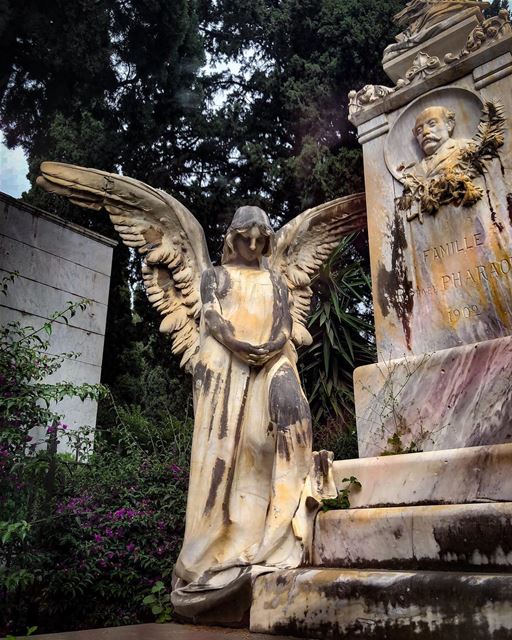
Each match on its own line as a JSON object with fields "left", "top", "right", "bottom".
{"left": 37, "top": 161, "right": 212, "bottom": 369}
{"left": 270, "top": 193, "right": 366, "bottom": 347}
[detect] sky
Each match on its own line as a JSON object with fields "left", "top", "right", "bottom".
{"left": 0, "top": 138, "right": 30, "bottom": 198}
{"left": 0, "top": 53, "right": 245, "bottom": 201}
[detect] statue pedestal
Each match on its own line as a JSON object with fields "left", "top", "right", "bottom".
{"left": 354, "top": 335, "right": 512, "bottom": 457}
{"left": 251, "top": 568, "right": 512, "bottom": 637}
{"left": 250, "top": 12, "right": 512, "bottom": 640}
{"left": 251, "top": 444, "right": 512, "bottom": 637}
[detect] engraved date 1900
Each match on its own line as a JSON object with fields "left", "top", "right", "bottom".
{"left": 448, "top": 304, "right": 481, "bottom": 324}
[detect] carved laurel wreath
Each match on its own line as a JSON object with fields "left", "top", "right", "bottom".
{"left": 396, "top": 101, "right": 506, "bottom": 223}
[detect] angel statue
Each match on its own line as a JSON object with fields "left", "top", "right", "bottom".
{"left": 37, "top": 162, "right": 366, "bottom": 625}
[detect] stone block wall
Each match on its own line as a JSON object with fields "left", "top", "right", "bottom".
{"left": 0, "top": 191, "right": 116, "bottom": 455}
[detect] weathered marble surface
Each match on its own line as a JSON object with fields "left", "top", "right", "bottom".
{"left": 355, "top": 335, "right": 512, "bottom": 457}
{"left": 383, "top": 7, "right": 484, "bottom": 82}
{"left": 251, "top": 568, "right": 512, "bottom": 639}
{"left": 314, "top": 502, "right": 512, "bottom": 570}
{"left": 350, "top": 23, "right": 512, "bottom": 128}
{"left": 359, "top": 39, "right": 512, "bottom": 359}
{"left": 331, "top": 443, "right": 512, "bottom": 508}
{"left": 37, "top": 162, "right": 363, "bottom": 626}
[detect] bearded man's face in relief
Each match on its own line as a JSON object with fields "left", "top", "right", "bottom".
{"left": 413, "top": 106, "right": 455, "bottom": 157}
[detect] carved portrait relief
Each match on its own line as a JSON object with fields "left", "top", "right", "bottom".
{"left": 410, "top": 106, "right": 472, "bottom": 177}
{"left": 384, "top": 87, "right": 506, "bottom": 223}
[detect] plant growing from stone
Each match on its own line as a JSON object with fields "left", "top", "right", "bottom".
{"left": 321, "top": 476, "right": 362, "bottom": 511}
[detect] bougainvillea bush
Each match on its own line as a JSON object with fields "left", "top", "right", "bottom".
{"left": 4, "top": 436, "right": 190, "bottom": 632}
{"left": 0, "top": 276, "right": 191, "bottom": 635}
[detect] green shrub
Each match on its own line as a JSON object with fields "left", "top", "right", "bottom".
{"left": 0, "top": 274, "right": 192, "bottom": 635}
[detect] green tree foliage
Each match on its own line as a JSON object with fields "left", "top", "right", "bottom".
{"left": 0, "top": 0, "right": 208, "bottom": 404}
{"left": 486, "top": 0, "right": 511, "bottom": 16}
{"left": 302, "top": 237, "right": 375, "bottom": 446}
{"left": 0, "top": 276, "right": 191, "bottom": 634}
{"left": 201, "top": 0, "right": 403, "bottom": 217}
{"left": 1, "top": 0, "right": 409, "bottom": 448}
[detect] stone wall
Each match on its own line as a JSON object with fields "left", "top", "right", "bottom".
{"left": 0, "top": 191, "right": 116, "bottom": 455}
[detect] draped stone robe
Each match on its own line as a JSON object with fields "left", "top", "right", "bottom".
{"left": 172, "top": 264, "right": 314, "bottom": 623}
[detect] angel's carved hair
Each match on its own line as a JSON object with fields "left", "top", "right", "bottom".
{"left": 222, "top": 206, "right": 275, "bottom": 264}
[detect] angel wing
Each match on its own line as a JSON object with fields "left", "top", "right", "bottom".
{"left": 37, "top": 161, "right": 212, "bottom": 369}
{"left": 270, "top": 193, "right": 366, "bottom": 347}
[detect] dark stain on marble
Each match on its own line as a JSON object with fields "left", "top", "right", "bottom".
{"left": 200, "top": 268, "right": 217, "bottom": 304}
{"left": 221, "top": 376, "right": 250, "bottom": 525}
{"left": 377, "top": 208, "right": 414, "bottom": 349}
{"left": 433, "top": 512, "right": 512, "bottom": 560}
{"left": 266, "top": 569, "right": 512, "bottom": 639}
{"left": 219, "top": 360, "right": 232, "bottom": 438}
{"left": 203, "top": 457, "right": 226, "bottom": 516}
{"left": 215, "top": 267, "right": 233, "bottom": 299}
{"left": 269, "top": 365, "right": 311, "bottom": 435}
{"left": 194, "top": 361, "right": 214, "bottom": 396}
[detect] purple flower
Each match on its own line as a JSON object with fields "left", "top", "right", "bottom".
{"left": 126, "top": 543, "right": 135, "bottom": 553}
{"left": 113, "top": 507, "right": 137, "bottom": 520}
{"left": 94, "top": 534, "right": 103, "bottom": 543}
{"left": 46, "top": 425, "right": 56, "bottom": 434}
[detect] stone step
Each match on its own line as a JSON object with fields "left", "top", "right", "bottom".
{"left": 314, "top": 502, "right": 512, "bottom": 571}
{"left": 250, "top": 568, "right": 512, "bottom": 639}
{"left": 354, "top": 335, "right": 512, "bottom": 457}
{"left": 331, "top": 442, "right": 512, "bottom": 509}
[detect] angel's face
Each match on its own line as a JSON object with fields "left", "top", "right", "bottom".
{"left": 233, "top": 225, "right": 267, "bottom": 266}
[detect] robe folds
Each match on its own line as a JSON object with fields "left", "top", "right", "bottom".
{"left": 172, "top": 265, "right": 333, "bottom": 623}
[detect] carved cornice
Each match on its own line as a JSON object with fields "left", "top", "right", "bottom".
{"left": 348, "top": 85, "right": 396, "bottom": 118}
{"left": 348, "top": 9, "right": 511, "bottom": 123}
{"left": 348, "top": 52, "right": 441, "bottom": 119}
{"left": 445, "top": 9, "right": 512, "bottom": 63}
{"left": 404, "top": 51, "right": 443, "bottom": 81}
